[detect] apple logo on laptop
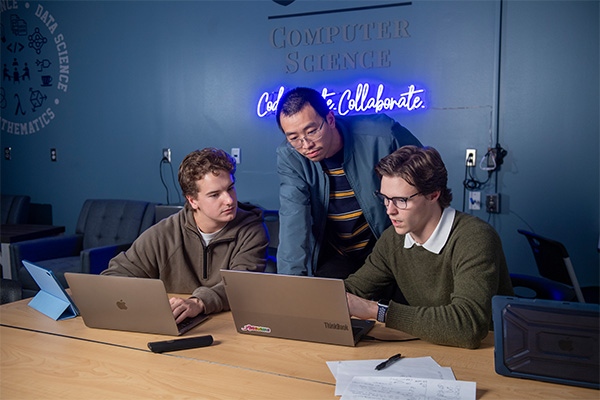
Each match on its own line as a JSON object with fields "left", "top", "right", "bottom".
{"left": 116, "top": 300, "right": 128, "bottom": 310}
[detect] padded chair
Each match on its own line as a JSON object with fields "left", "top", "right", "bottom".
{"left": 1, "top": 194, "right": 31, "bottom": 224}
{"left": 1, "top": 278, "right": 22, "bottom": 304}
{"left": 263, "top": 210, "right": 279, "bottom": 274}
{"left": 510, "top": 273, "right": 576, "bottom": 301}
{"left": 517, "top": 229, "right": 599, "bottom": 303}
{"left": 27, "top": 203, "right": 53, "bottom": 225}
{"left": 10, "top": 199, "right": 156, "bottom": 297}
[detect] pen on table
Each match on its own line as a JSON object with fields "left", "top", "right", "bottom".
{"left": 375, "top": 353, "right": 403, "bottom": 370}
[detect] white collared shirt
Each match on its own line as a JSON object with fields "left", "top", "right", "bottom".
{"left": 404, "top": 207, "right": 456, "bottom": 254}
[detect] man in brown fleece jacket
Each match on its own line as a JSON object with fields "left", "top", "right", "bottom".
{"left": 102, "top": 148, "right": 268, "bottom": 324}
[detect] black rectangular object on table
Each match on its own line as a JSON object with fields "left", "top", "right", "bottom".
{"left": 492, "top": 295, "right": 599, "bottom": 389}
{"left": 148, "top": 335, "right": 213, "bottom": 353}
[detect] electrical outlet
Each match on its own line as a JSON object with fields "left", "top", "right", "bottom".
{"left": 487, "top": 147, "right": 496, "bottom": 168}
{"left": 465, "top": 149, "right": 476, "bottom": 167}
{"left": 468, "top": 191, "right": 481, "bottom": 210}
{"left": 162, "top": 148, "right": 171, "bottom": 163}
{"left": 4, "top": 147, "right": 11, "bottom": 160}
{"left": 486, "top": 193, "right": 500, "bottom": 213}
{"left": 50, "top": 148, "right": 57, "bottom": 162}
{"left": 231, "top": 148, "right": 241, "bottom": 164}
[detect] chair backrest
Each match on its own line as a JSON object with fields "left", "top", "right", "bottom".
{"left": 1, "top": 194, "right": 31, "bottom": 224}
{"left": 76, "top": 199, "right": 156, "bottom": 249}
{"left": 263, "top": 210, "right": 279, "bottom": 251}
{"left": 27, "top": 203, "right": 53, "bottom": 225}
{"left": 518, "top": 229, "right": 585, "bottom": 303}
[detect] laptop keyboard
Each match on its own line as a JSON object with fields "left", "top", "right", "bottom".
{"left": 176, "top": 313, "right": 210, "bottom": 333}
{"left": 177, "top": 317, "right": 195, "bottom": 331}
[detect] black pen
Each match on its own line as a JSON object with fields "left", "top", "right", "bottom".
{"left": 375, "top": 353, "right": 402, "bottom": 370}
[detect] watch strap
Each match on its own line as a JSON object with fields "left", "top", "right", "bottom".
{"left": 377, "top": 303, "right": 389, "bottom": 323}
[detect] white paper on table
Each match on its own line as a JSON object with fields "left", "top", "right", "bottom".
{"left": 327, "top": 357, "right": 456, "bottom": 396}
{"left": 340, "top": 376, "right": 476, "bottom": 400}
{"left": 327, "top": 356, "right": 445, "bottom": 380}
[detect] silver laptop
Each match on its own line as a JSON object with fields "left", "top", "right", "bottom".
{"left": 221, "top": 270, "right": 374, "bottom": 346}
{"left": 64, "top": 273, "right": 208, "bottom": 336}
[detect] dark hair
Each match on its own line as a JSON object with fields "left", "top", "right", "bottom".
{"left": 375, "top": 145, "right": 453, "bottom": 208}
{"left": 178, "top": 148, "right": 236, "bottom": 201}
{"left": 276, "top": 87, "right": 330, "bottom": 132}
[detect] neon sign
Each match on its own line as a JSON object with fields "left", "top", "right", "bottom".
{"left": 256, "top": 83, "right": 426, "bottom": 117}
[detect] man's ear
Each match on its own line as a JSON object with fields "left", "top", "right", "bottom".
{"left": 427, "top": 190, "right": 441, "bottom": 202}
{"left": 186, "top": 195, "right": 199, "bottom": 210}
{"left": 326, "top": 110, "right": 335, "bottom": 127}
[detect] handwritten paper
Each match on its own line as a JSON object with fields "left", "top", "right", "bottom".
{"left": 340, "top": 376, "right": 476, "bottom": 400}
{"left": 327, "top": 357, "right": 455, "bottom": 396}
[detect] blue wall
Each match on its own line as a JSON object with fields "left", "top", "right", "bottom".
{"left": 2, "top": 0, "right": 598, "bottom": 286}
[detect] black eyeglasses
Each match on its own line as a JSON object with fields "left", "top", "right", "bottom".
{"left": 374, "top": 191, "right": 421, "bottom": 209}
{"left": 286, "top": 119, "right": 325, "bottom": 149}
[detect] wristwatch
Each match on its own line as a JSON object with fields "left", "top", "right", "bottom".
{"left": 376, "top": 299, "right": 389, "bottom": 323}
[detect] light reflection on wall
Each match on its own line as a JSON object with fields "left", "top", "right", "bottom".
{"left": 256, "top": 83, "right": 426, "bottom": 117}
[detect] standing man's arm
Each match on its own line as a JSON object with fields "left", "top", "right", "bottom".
{"left": 390, "top": 120, "right": 422, "bottom": 149}
{"left": 276, "top": 147, "right": 315, "bottom": 276}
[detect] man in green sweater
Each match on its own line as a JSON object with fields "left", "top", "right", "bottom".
{"left": 345, "top": 145, "right": 513, "bottom": 349}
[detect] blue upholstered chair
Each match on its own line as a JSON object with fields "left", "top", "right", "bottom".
{"left": 514, "top": 229, "right": 599, "bottom": 304}
{"left": 263, "top": 210, "right": 279, "bottom": 274}
{"left": 510, "top": 273, "right": 577, "bottom": 301}
{"left": 1, "top": 194, "right": 31, "bottom": 224}
{"left": 1, "top": 278, "right": 22, "bottom": 304}
{"left": 10, "top": 199, "right": 156, "bottom": 297}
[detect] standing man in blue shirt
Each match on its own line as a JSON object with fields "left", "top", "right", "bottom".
{"left": 276, "top": 87, "right": 421, "bottom": 278}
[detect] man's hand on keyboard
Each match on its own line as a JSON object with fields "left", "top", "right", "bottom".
{"left": 170, "top": 297, "right": 205, "bottom": 324}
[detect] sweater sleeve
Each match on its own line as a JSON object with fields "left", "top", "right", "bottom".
{"left": 101, "top": 227, "right": 161, "bottom": 279}
{"left": 344, "top": 233, "right": 397, "bottom": 299}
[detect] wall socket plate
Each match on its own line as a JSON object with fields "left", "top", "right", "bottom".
{"left": 465, "top": 149, "right": 476, "bottom": 167}
{"left": 50, "top": 148, "right": 57, "bottom": 162}
{"left": 468, "top": 191, "right": 481, "bottom": 210}
{"left": 231, "top": 148, "right": 241, "bottom": 164}
{"left": 486, "top": 193, "right": 500, "bottom": 213}
{"left": 4, "top": 147, "right": 11, "bottom": 160}
{"left": 162, "top": 148, "right": 171, "bottom": 163}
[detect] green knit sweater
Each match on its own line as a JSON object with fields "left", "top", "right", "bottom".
{"left": 345, "top": 211, "right": 513, "bottom": 349}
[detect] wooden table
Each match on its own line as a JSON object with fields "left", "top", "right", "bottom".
{"left": 0, "top": 224, "right": 65, "bottom": 279}
{"left": 1, "top": 298, "right": 598, "bottom": 399}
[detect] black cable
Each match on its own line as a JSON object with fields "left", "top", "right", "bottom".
{"left": 510, "top": 211, "right": 535, "bottom": 233}
{"left": 160, "top": 159, "right": 170, "bottom": 204}
{"left": 463, "top": 167, "right": 492, "bottom": 192}
{"left": 494, "top": 0, "right": 504, "bottom": 194}
{"left": 465, "top": 169, "right": 493, "bottom": 191}
{"left": 462, "top": 164, "right": 468, "bottom": 212}
{"left": 167, "top": 161, "right": 182, "bottom": 203}
{"left": 362, "top": 335, "right": 420, "bottom": 343}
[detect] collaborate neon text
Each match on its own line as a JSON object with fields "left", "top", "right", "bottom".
{"left": 256, "top": 83, "right": 426, "bottom": 118}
